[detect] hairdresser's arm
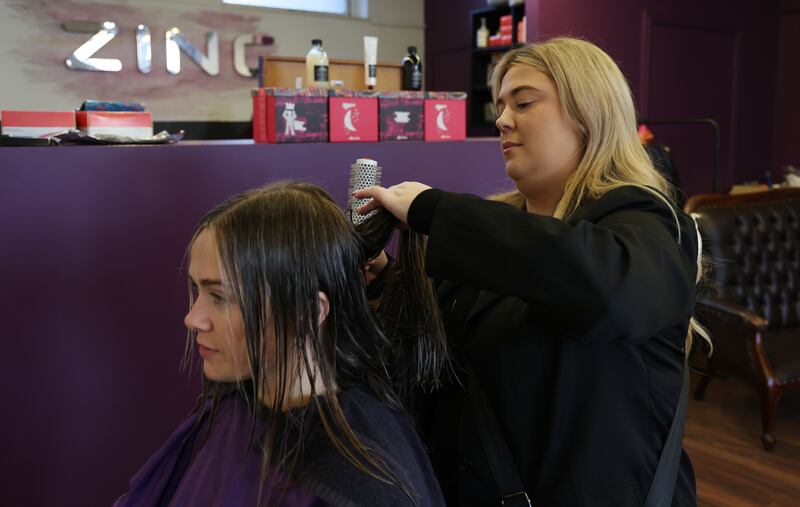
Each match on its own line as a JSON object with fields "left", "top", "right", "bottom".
{"left": 405, "top": 187, "right": 696, "bottom": 343}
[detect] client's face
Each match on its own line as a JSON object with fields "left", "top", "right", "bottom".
{"left": 184, "top": 229, "right": 251, "bottom": 382}
{"left": 495, "top": 65, "right": 582, "bottom": 204}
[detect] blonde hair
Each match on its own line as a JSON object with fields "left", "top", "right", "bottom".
{"left": 490, "top": 37, "right": 710, "bottom": 353}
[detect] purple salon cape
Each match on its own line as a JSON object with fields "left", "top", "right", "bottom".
{"left": 113, "top": 393, "right": 327, "bottom": 507}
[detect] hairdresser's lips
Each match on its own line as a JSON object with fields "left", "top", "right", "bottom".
{"left": 198, "top": 343, "right": 218, "bottom": 358}
{"left": 502, "top": 140, "right": 522, "bottom": 155}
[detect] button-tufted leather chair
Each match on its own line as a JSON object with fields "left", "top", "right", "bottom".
{"left": 686, "top": 189, "right": 800, "bottom": 451}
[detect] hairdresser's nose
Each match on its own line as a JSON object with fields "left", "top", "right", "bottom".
{"left": 495, "top": 106, "right": 513, "bottom": 132}
{"left": 184, "top": 302, "right": 212, "bottom": 333}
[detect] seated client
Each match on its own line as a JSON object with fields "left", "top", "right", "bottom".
{"left": 114, "top": 182, "right": 445, "bottom": 507}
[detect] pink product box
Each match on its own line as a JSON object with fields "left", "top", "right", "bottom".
{"left": 328, "top": 89, "right": 378, "bottom": 143}
{"left": 424, "top": 92, "right": 467, "bottom": 141}
{"left": 1, "top": 110, "right": 75, "bottom": 138}
{"left": 76, "top": 111, "right": 153, "bottom": 138}
{"left": 252, "top": 88, "right": 328, "bottom": 144}
{"left": 379, "top": 91, "right": 424, "bottom": 141}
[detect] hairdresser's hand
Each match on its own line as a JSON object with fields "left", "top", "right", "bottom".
{"left": 354, "top": 181, "right": 431, "bottom": 225}
{"left": 364, "top": 250, "right": 389, "bottom": 285}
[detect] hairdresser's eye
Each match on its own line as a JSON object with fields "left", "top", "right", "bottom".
{"left": 516, "top": 101, "right": 533, "bottom": 110}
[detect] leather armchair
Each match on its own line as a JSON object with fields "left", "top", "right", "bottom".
{"left": 686, "top": 189, "right": 800, "bottom": 451}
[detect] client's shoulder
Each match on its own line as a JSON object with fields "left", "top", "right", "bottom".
{"left": 300, "top": 387, "right": 442, "bottom": 506}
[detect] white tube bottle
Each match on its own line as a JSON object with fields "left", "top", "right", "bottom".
{"left": 363, "top": 36, "right": 378, "bottom": 89}
{"left": 306, "top": 39, "right": 330, "bottom": 89}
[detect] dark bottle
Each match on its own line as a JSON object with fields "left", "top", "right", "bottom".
{"left": 402, "top": 46, "right": 423, "bottom": 91}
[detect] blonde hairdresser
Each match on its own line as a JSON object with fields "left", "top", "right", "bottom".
{"left": 357, "top": 37, "right": 705, "bottom": 506}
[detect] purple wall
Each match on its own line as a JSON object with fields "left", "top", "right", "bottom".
{"left": 773, "top": 0, "right": 800, "bottom": 174}
{"left": 425, "top": 0, "right": 487, "bottom": 93}
{"left": 0, "top": 140, "right": 507, "bottom": 507}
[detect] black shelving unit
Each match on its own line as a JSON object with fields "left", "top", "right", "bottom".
{"left": 468, "top": 3, "right": 525, "bottom": 137}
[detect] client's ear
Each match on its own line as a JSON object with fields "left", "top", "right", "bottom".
{"left": 317, "top": 291, "right": 330, "bottom": 327}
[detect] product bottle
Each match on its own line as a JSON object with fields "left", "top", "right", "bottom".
{"left": 476, "top": 17, "right": 489, "bottom": 48}
{"left": 306, "top": 39, "right": 329, "bottom": 89}
{"left": 401, "top": 46, "right": 423, "bottom": 91}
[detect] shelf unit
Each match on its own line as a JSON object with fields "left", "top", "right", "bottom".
{"left": 468, "top": 3, "right": 526, "bottom": 137}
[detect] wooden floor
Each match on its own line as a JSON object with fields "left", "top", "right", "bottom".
{"left": 685, "top": 373, "right": 800, "bottom": 507}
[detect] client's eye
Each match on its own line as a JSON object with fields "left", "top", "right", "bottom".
{"left": 210, "top": 292, "right": 227, "bottom": 305}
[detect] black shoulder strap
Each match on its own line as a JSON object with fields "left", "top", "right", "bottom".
{"left": 468, "top": 367, "right": 532, "bottom": 507}
{"left": 468, "top": 358, "right": 689, "bottom": 507}
{"left": 643, "top": 357, "right": 690, "bottom": 507}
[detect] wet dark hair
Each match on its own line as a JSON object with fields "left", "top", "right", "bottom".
{"left": 185, "top": 181, "right": 447, "bottom": 504}
{"left": 354, "top": 210, "right": 450, "bottom": 406}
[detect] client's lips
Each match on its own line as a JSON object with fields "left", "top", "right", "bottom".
{"left": 502, "top": 141, "right": 522, "bottom": 152}
{"left": 197, "top": 343, "right": 218, "bottom": 358}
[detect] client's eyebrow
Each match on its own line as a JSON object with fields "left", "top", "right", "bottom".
{"left": 188, "top": 275, "right": 223, "bottom": 287}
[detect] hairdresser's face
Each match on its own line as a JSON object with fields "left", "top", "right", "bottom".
{"left": 185, "top": 229, "right": 251, "bottom": 382}
{"left": 495, "top": 65, "right": 582, "bottom": 205}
